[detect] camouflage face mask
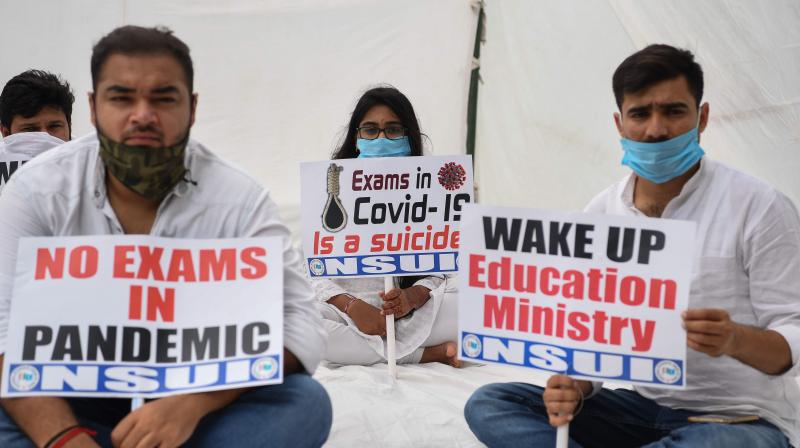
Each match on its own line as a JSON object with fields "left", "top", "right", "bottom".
{"left": 97, "top": 130, "right": 188, "bottom": 201}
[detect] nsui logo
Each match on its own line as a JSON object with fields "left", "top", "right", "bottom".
{"left": 10, "top": 365, "right": 39, "bottom": 391}
{"left": 251, "top": 357, "right": 278, "bottom": 380}
{"left": 309, "top": 259, "right": 325, "bottom": 276}
{"left": 655, "top": 360, "right": 681, "bottom": 384}
{"left": 462, "top": 334, "right": 482, "bottom": 358}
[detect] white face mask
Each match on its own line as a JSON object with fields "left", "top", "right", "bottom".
{"left": 2, "top": 132, "right": 65, "bottom": 157}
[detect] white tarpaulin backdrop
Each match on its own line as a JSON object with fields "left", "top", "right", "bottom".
{"left": 476, "top": 0, "right": 800, "bottom": 211}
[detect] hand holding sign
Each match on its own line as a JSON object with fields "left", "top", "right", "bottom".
{"left": 682, "top": 309, "right": 739, "bottom": 357}
{"left": 111, "top": 394, "right": 204, "bottom": 448}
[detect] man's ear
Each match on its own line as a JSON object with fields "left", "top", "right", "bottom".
{"left": 698, "top": 102, "right": 710, "bottom": 134}
{"left": 190, "top": 93, "right": 198, "bottom": 126}
{"left": 88, "top": 92, "right": 97, "bottom": 127}
{"left": 0, "top": 125, "right": 9, "bottom": 137}
{"left": 613, "top": 112, "right": 624, "bottom": 137}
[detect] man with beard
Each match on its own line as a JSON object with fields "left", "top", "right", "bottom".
{"left": 0, "top": 26, "right": 331, "bottom": 448}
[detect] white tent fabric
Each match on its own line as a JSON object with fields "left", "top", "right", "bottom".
{"left": 0, "top": 0, "right": 480, "bottom": 232}
{"left": 476, "top": 0, "right": 800, "bottom": 211}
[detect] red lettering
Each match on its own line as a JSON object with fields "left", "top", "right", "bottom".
{"left": 199, "top": 248, "right": 237, "bottom": 281}
{"left": 167, "top": 249, "right": 196, "bottom": 282}
{"left": 649, "top": 279, "right": 676, "bottom": 310}
{"left": 540, "top": 267, "right": 560, "bottom": 295}
{"left": 620, "top": 276, "right": 646, "bottom": 307}
{"left": 114, "top": 246, "right": 135, "bottom": 279}
{"left": 129, "top": 285, "right": 142, "bottom": 320}
{"left": 566, "top": 311, "right": 590, "bottom": 341}
{"left": 468, "top": 254, "right": 485, "bottom": 287}
{"left": 146, "top": 286, "right": 174, "bottom": 322}
{"left": 137, "top": 246, "right": 165, "bottom": 280}
{"left": 483, "top": 294, "right": 515, "bottom": 330}
{"left": 68, "top": 246, "right": 98, "bottom": 279}
{"left": 35, "top": 247, "right": 65, "bottom": 280}
{"left": 240, "top": 247, "right": 267, "bottom": 279}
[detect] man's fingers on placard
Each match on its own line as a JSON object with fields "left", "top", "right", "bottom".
{"left": 687, "top": 333, "right": 722, "bottom": 347}
{"left": 683, "top": 320, "right": 724, "bottom": 335}
{"left": 546, "top": 374, "right": 573, "bottom": 388}
{"left": 683, "top": 309, "right": 727, "bottom": 321}
{"left": 133, "top": 432, "right": 158, "bottom": 448}
{"left": 544, "top": 388, "right": 577, "bottom": 403}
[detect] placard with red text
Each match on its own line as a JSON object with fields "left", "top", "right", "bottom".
{"left": 300, "top": 156, "right": 473, "bottom": 277}
{"left": 1, "top": 235, "right": 284, "bottom": 398}
{"left": 458, "top": 205, "right": 696, "bottom": 388}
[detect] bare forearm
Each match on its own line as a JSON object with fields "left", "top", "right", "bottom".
{"left": 406, "top": 285, "right": 431, "bottom": 309}
{"left": 0, "top": 396, "right": 80, "bottom": 447}
{"left": 731, "top": 325, "right": 792, "bottom": 375}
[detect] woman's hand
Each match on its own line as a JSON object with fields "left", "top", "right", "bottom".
{"left": 347, "top": 299, "right": 387, "bottom": 336}
{"left": 380, "top": 286, "right": 430, "bottom": 319}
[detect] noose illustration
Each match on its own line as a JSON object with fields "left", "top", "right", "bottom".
{"left": 321, "top": 163, "right": 347, "bottom": 232}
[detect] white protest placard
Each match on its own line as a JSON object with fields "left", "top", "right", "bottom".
{"left": 458, "top": 205, "right": 696, "bottom": 388}
{"left": 2, "top": 235, "right": 284, "bottom": 398}
{"left": 0, "top": 154, "right": 30, "bottom": 194}
{"left": 300, "top": 155, "right": 473, "bottom": 278}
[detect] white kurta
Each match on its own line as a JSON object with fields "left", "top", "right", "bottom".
{"left": 312, "top": 275, "right": 458, "bottom": 364}
{"left": 586, "top": 157, "right": 800, "bottom": 446}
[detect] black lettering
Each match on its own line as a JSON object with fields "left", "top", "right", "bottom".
{"left": 638, "top": 229, "right": 666, "bottom": 264}
{"left": 354, "top": 197, "right": 370, "bottom": 224}
{"left": 87, "top": 326, "right": 116, "bottom": 361}
{"left": 548, "top": 221, "right": 572, "bottom": 256}
{"left": 521, "top": 220, "right": 546, "bottom": 254}
{"left": 52, "top": 326, "right": 83, "bottom": 361}
{"left": 484, "top": 217, "right": 521, "bottom": 250}
{"left": 122, "top": 327, "right": 151, "bottom": 362}
{"left": 181, "top": 327, "right": 220, "bottom": 362}
{"left": 574, "top": 224, "right": 594, "bottom": 259}
{"left": 22, "top": 326, "right": 52, "bottom": 360}
{"left": 156, "top": 329, "right": 178, "bottom": 363}
{"left": 242, "top": 322, "right": 270, "bottom": 355}
{"left": 607, "top": 227, "right": 636, "bottom": 263}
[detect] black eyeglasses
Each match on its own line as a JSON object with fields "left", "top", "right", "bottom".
{"left": 356, "top": 125, "right": 407, "bottom": 140}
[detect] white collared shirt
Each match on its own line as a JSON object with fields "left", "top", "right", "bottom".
{"left": 586, "top": 158, "right": 800, "bottom": 446}
{"left": 0, "top": 132, "right": 326, "bottom": 373}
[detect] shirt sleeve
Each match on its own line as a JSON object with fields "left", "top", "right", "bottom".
{"left": 310, "top": 278, "right": 348, "bottom": 303}
{"left": 743, "top": 191, "right": 800, "bottom": 371}
{"left": 239, "top": 190, "right": 326, "bottom": 374}
{"left": 412, "top": 274, "right": 445, "bottom": 292}
{"left": 0, "top": 180, "right": 50, "bottom": 356}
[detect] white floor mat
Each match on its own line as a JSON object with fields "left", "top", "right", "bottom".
{"left": 315, "top": 362, "right": 549, "bottom": 447}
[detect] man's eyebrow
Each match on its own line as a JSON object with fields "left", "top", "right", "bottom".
{"left": 626, "top": 104, "right": 652, "bottom": 115}
{"left": 105, "top": 85, "right": 136, "bottom": 94}
{"left": 150, "top": 86, "right": 180, "bottom": 95}
{"left": 659, "top": 102, "right": 689, "bottom": 109}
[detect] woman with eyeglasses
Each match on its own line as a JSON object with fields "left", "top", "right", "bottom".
{"left": 312, "top": 86, "right": 460, "bottom": 367}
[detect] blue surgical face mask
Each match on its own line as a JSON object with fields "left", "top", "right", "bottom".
{"left": 620, "top": 123, "right": 705, "bottom": 184}
{"left": 356, "top": 137, "right": 412, "bottom": 158}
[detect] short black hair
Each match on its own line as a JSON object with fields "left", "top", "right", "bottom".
{"left": 91, "top": 25, "right": 194, "bottom": 91}
{"left": 0, "top": 70, "right": 74, "bottom": 129}
{"left": 332, "top": 86, "right": 425, "bottom": 160}
{"left": 612, "top": 44, "right": 704, "bottom": 109}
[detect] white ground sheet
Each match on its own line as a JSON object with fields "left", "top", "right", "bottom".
{"left": 316, "top": 362, "right": 800, "bottom": 447}
{"left": 315, "top": 362, "right": 547, "bottom": 447}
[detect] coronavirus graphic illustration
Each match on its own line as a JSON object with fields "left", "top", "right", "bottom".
{"left": 437, "top": 162, "right": 467, "bottom": 191}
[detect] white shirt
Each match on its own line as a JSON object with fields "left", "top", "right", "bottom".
{"left": 0, "top": 132, "right": 326, "bottom": 373}
{"left": 586, "top": 158, "right": 800, "bottom": 446}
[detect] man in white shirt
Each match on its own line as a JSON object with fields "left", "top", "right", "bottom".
{"left": 465, "top": 44, "right": 799, "bottom": 447}
{"left": 0, "top": 26, "right": 331, "bottom": 448}
{"left": 0, "top": 70, "right": 74, "bottom": 142}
